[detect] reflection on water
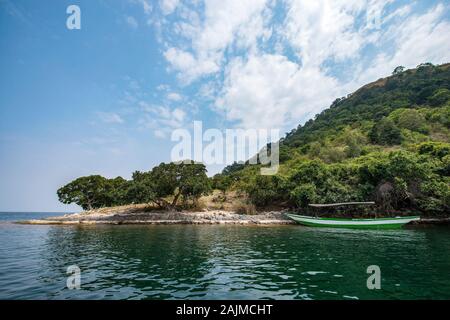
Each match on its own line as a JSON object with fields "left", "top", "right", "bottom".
{"left": 1, "top": 220, "right": 450, "bottom": 299}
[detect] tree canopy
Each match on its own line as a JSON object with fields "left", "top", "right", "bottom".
{"left": 57, "top": 161, "right": 211, "bottom": 210}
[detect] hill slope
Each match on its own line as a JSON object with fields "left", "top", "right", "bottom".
{"left": 216, "top": 63, "right": 450, "bottom": 216}
{"left": 281, "top": 62, "right": 450, "bottom": 150}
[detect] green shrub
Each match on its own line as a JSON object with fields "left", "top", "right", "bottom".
{"left": 428, "top": 88, "right": 450, "bottom": 106}
{"left": 369, "top": 117, "right": 403, "bottom": 145}
{"left": 290, "top": 184, "right": 317, "bottom": 208}
{"left": 417, "top": 141, "right": 450, "bottom": 158}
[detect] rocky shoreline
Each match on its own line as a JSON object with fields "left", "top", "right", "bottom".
{"left": 17, "top": 209, "right": 296, "bottom": 226}
{"left": 15, "top": 204, "right": 450, "bottom": 226}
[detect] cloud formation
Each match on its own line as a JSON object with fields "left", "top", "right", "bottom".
{"left": 152, "top": 0, "right": 450, "bottom": 131}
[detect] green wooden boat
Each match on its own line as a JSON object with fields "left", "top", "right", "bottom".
{"left": 286, "top": 202, "right": 420, "bottom": 229}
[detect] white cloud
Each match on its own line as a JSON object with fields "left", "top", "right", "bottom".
{"left": 138, "top": 103, "right": 188, "bottom": 138}
{"left": 140, "top": 0, "right": 152, "bottom": 15}
{"left": 282, "top": 0, "right": 396, "bottom": 67}
{"left": 164, "top": 47, "right": 219, "bottom": 83}
{"left": 172, "top": 108, "right": 186, "bottom": 123}
{"left": 157, "top": 0, "right": 450, "bottom": 133}
{"left": 216, "top": 54, "right": 341, "bottom": 130}
{"left": 198, "top": 82, "right": 217, "bottom": 100}
{"left": 163, "top": 0, "right": 270, "bottom": 82}
{"left": 194, "top": 0, "right": 268, "bottom": 53}
{"left": 97, "top": 112, "right": 124, "bottom": 124}
{"left": 167, "top": 92, "right": 183, "bottom": 101}
{"left": 126, "top": 16, "right": 139, "bottom": 29}
{"left": 156, "top": 84, "right": 170, "bottom": 91}
{"left": 355, "top": 4, "right": 450, "bottom": 86}
{"left": 160, "top": 0, "right": 180, "bottom": 15}
{"left": 365, "top": 0, "right": 395, "bottom": 30}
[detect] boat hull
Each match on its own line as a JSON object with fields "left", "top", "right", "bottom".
{"left": 286, "top": 213, "right": 420, "bottom": 229}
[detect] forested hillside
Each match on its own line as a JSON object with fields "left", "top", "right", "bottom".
{"left": 214, "top": 63, "right": 450, "bottom": 216}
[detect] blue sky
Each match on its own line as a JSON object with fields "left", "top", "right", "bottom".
{"left": 0, "top": 0, "right": 449, "bottom": 212}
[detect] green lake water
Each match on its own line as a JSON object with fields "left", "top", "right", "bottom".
{"left": 1, "top": 213, "right": 450, "bottom": 299}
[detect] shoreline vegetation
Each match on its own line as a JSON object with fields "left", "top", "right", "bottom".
{"left": 20, "top": 191, "right": 294, "bottom": 225}
{"left": 44, "top": 63, "right": 450, "bottom": 225}
{"left": 18, "top": 192, "right": 450, "bottom": 226}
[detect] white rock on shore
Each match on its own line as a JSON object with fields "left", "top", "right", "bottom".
{"left": 17, "top": 209, "right": 295, "bottom": 225}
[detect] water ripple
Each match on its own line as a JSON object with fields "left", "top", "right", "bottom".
{"left": 0, "top": 222, "right": 450, "bottom": 299}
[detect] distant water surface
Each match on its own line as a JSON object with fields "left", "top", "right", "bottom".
{"left": 0, "top": 212, "right": 449, "bottom": 299}
{"left": 0, "top": 211, "right": 65, "bottom": 222}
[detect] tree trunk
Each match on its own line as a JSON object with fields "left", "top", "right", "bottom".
{"left": 171, "top": 190, "right": 182, "bottom": 208}
{"left": 86, "top": 198, "right": 93, "bottom": 211}
{"left": 152, "top": 199, "right": 170, "bottom": 210}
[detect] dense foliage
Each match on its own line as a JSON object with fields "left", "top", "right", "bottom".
{"left": 57, "top": 161, "right": 211, "bottom": 210}
{"left": 57, "top": 175, "right": 125, "bottom": 210}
